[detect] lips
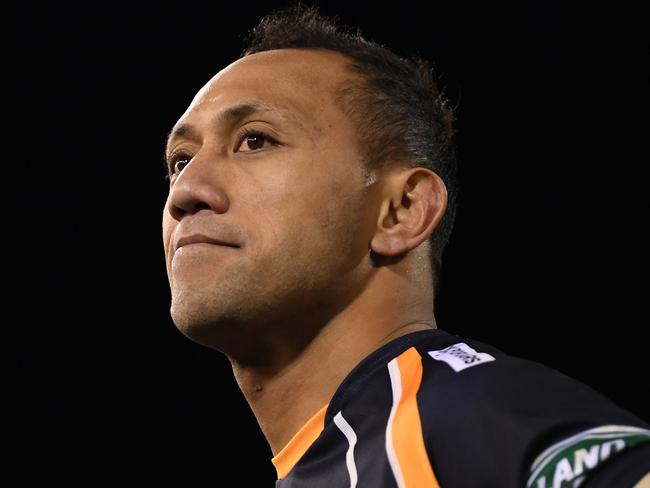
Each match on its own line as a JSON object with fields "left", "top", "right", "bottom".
{"left": 175, "top": 233, "right": 240, "bottom": 252}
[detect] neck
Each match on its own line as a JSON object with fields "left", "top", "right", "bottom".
{"left": 229, "top": 266, "right": 436, "bottom": 456}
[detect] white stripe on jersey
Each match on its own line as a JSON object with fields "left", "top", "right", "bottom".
{"left": 333, "top": 411, "right": 358, "bottom": 488}
{"left": 386, "top": 358, "right": 407, "bottom": 488}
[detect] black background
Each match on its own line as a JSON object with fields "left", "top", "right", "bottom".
{"left": 11, "top": 1, "right": 648, "bottom": 486}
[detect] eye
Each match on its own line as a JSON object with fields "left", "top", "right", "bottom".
{"left": 236, "top": 129, "right": 277, "bottom": 152}
{"left": 167, "top": 152, "right": 192, "bottom": 178}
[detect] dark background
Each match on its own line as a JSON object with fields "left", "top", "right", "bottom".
{"left": 11, "top": 1, "right": 648, "bottom": 486}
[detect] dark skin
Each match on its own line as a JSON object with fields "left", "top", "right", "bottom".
{"left": 162, "top": 48, "right": 448, "bottom": 455}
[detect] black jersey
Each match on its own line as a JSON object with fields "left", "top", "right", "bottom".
{"left": 271, "top": 329, "right": 650, "bottom": 487}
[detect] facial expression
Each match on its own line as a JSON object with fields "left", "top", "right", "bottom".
{"left": 162, "top": 49, "right": 379, "bottom": 354}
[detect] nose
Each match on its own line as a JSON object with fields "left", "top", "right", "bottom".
{"left": 165, "top": 150, "right": 230, "bottom": 221}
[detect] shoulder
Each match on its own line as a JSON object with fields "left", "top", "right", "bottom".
{"left": 412, "top": 332, "right": 642, "bottom": 423}
{"left": 401, "top": 331, "right": 650, "bottom": 487}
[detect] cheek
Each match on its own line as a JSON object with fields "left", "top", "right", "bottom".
{"left": 242, "top": 156, "right": 368, "bottom": 263}
{"left": 298, "top": 177, "right": 368, "bottom": 258}
{"left": 161, "top": 206, "right": 174, "bottom": 256}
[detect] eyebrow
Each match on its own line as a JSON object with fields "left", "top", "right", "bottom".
{"left": 163, "top": 100, "right": 291, "bottom": 161}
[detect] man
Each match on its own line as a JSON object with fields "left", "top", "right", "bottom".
{"left": 161, "top": 5, "right": 649, "bottom": 487}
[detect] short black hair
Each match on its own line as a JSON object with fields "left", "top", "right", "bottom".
{"left": 242, "top": 3, "right": 458, "bottom": 292}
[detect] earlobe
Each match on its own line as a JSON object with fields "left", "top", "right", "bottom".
{"left": 369, "top": 168, "right": 448, "bottom": 258}
{"left": 371, "top": 199, "right": 400, "bottom": 255}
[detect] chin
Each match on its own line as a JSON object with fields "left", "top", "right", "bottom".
{"left": 169, "top": 290, "right": 249, "bottom": 349}
{"left": 171, "top": 292, "right": 217, "bottom": 329}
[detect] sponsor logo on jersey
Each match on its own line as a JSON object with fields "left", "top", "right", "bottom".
{"left": 527, "top": 425, "right": 650, "bottom": 488}
{"left": 427, "top": 342, "right": 496, "bottom": 372}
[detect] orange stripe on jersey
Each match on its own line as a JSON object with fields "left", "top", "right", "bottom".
{"left": 272, "top": 403, "right": 329, "bottom": 479}
{"left": 391, "top": 347, "right": 441, "bottom": 488}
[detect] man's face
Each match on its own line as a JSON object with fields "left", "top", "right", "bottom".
{"left": 162, "top": 49, "right": 379, "bottom": 353}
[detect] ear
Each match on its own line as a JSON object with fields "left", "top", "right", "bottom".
{"left": 370, "top": 167, "right": 448, "bottom": 256}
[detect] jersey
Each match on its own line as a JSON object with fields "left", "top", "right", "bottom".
{"left": 271, "top": 329, "right": 650, "bottom": 487}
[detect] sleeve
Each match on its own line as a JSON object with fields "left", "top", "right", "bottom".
{"left": 580, "top": 442, "right": 650, "bottom": 488}
{"left": 415, "top": 339, "right": 650, "bottom": 488}
{"left": 526, "top": 424, "right": 650, "bottom": 488}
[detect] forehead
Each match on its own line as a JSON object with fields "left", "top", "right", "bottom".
{"left": 181, "top": 49, "right": 354, "bottom": 127}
